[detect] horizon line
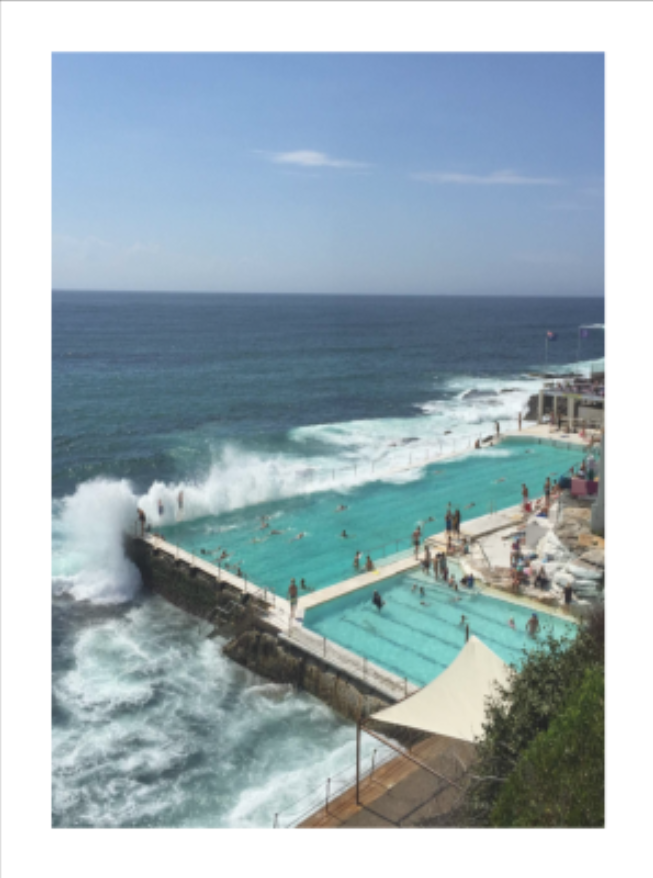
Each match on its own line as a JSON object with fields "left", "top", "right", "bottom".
{"left": 52, "top": 288, "right": 606, "bottom": 299}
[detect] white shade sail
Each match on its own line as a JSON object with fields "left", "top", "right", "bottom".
{"left": 370, "top": 636, "right": 511, "bottom": 743}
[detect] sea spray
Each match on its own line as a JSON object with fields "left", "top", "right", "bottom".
{"left": 53, "top": 478, "right": 142, "bottom": 604}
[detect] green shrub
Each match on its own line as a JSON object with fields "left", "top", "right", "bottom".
{"left": 490, "top": 666, "right": 604, "bottom": 827}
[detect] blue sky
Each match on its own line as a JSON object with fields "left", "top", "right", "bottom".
{"left": 52, "top": 53, "right": 604, "bottom": 296}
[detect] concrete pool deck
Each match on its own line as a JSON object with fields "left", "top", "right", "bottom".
{"left": 139, "top": 428, "right": 586, "bottom": 702}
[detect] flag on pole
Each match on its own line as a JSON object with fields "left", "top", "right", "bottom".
{"left": 546, "top": 331, "right": 558, "bottom": 341}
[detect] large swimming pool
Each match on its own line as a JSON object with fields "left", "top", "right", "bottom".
{"left": 304, "top": 568, "right": 577, "bottom": 687}
{"left": 158, "top": 437, "right": 585, "bottom": 596}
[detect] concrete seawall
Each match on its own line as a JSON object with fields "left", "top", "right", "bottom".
{"left": 125, "top": 535, "right": 393, "bottom": 726}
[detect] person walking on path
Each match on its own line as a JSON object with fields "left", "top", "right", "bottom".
{"left": 288, "top": 579, "right": 298, "bottom": 625}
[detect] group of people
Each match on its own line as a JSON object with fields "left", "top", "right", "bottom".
{"left": 137, "top": 490, "right": 185, "bottom": 536}
{"left": 445, "top": 505, "right": 462, "bottom": 537}
{"left": 353, "top": 551, "right": 375, "bottom": 572}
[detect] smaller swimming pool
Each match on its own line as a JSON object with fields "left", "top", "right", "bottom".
{"left": 304, "top": 569, "right": 576, "bottom": 687}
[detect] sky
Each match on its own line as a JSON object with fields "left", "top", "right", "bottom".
{"left": 52, "top": 53, "right": 604, "bottom": 296}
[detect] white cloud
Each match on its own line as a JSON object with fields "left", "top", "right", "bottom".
{"left": 257, "top": 149, "right": 368, "bottom": 169}
{"left": 412, "top": 169, "right": 561, "bottom": 186}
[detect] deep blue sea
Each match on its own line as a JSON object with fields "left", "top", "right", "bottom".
{"left": 52, "top": 292, "right": 604, "bottom": 827}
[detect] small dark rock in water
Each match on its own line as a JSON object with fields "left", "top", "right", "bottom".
{"left": 444, "top": 430, "right": 452, "bottom": 435}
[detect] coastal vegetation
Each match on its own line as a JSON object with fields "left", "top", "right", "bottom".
{"left": 463, "top": 604, "right": 605, "bottom": 828}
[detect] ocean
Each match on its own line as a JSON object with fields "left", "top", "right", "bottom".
{"left": 51, "top": 291, "right": 604, "bottom": 827}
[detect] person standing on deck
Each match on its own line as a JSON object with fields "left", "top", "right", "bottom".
{"left": 412, "top": 527, "right": 421, "bottom": 558}
{"left": 288, "top": 579, "right": 298, "bottom": 623}
{"left": 353, "top": 550, "right": 361, "bottom": 570}
{"left": 445, "top": 507, "right": 453, "bottom": 540}
{"left": 422, "top": 545, "right": 431, "bottom": 572}
{"left": 544, "top": 477, "right": 551, "bottom": 510}
{"left": 137, "top": 508, "right": 146, "bottom": 537}
{"left": 366, "top": 555, "right": 374, "bottom": 572}
{"left": 453, "top": 508, "right": 461, "bottom": 537}
{"left": 521, "top": 483, "right": 529, "bottom": 510}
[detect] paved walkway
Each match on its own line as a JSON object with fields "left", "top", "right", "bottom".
{"left": 298, "top": 734, "right": 475, "bottom": 829}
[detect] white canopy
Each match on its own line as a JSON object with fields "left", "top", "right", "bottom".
{"left": 370, "top": 636, "right": 511, "bottom": 743}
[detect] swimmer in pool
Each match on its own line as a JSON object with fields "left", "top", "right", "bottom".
{"left": 270, "top": 529, "right": 282, "bottom": 535}
{"left": 336, "top": 505, "right": 348, "bottom": 512}
{"left": 419, "top": 586, "right": 425, "bottom": 596}
{"left": 460, "top": 615, "right": 466, "bottom": 626}
{"left": 464, "top": 503, "right": 475, "bottom": 510}
{"left": 291, "top": 533, "right": 305, "bottom": 541}
{"left": 411, "top": 583, "right": 418, "bottom": 592}
{"left": 260, "top": 522, "right": 269, "bottom": 530}
{"left": 495, "top": 477, "right": 506, "bottom": 483}
{"left": 508, "top": 618, "right": 515, "bottom": 629}
{"left": 341, "top": 530, "right": 349, "bottom": 538}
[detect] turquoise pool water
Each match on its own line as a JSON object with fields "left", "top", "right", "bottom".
{"left": 304, "top": 568, "right": 577, "bottom": 687}
{"left": 158, "top": 438, "right": 585, "bottom": 596}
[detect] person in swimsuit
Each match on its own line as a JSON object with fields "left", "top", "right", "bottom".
{"left": 544, "top": 477, "right": 551, "bottom": 510}
{"left": 372, "top": 591, "right": 384, "bottom": 611}
{"left": 526, "top": 613, "right": 540, "bottom": 637}
{"left": 288, "top": 580, "right": 298, "bottom": 621}
{"left": 341, "top": 530, "right": 349, "bottom": 538}
{"left": 353, "top": 551, "right": 361, "bottom": 570}
{"left": 521, "top": 483, "right": 529, "bottom": 509}
{"left": 445, "top": 508, "right": 453, "bottom": 536}
{"left": 300, "top": 578, "right": 308, "bottom": 591}
{"left": 366, "top": 555, "right": 374, "bottom": 572}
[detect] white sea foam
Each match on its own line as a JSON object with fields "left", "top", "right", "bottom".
{"left": 51, "top": 358, "right": 593, "bottom": 607}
